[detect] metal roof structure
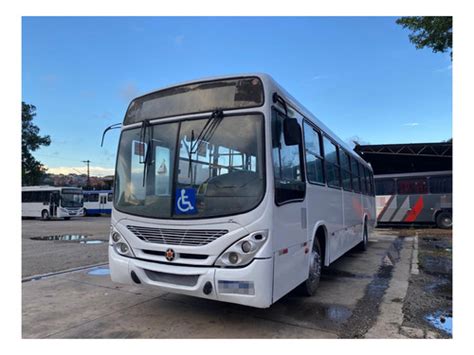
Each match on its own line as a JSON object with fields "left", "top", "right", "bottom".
{"left": 354, "top": 142, "right": 452, "bottom": 175}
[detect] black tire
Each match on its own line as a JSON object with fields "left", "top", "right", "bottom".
{"left": 436, "top": 211, "right": 452, "bottom": 229}
{"left": 64, "top": 217, "right": 71, "bottom": 220}
{"left": 83, "top": 208, "right": 87, "bottom": 216}
{"left": 300, "top": 239, "right": 322, "bottom": 297}
{"left": 41, "top": 210, "right": 50, "bottom": 221}
{"left": 357, "top": 222, "right": 369, "bottom": 251}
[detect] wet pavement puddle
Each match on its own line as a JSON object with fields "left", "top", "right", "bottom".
{"left": 425, "top": 311, "right": 452, "bottom": 335}
{"left": 87, "top": 267, "right": 110, "bottom": 276}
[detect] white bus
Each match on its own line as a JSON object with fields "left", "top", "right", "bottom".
{"left": 83, "top": 190, "right": 113, "bottom": 216}
{"left": 108, "top": 74, "right": 375, "bottom": 308}
{"left": 22, "top": 186, "right": 84, "bottom": 220}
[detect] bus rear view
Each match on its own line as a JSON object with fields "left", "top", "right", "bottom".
{"left": 108, "top": 74, "right": 375, "bottom": 308}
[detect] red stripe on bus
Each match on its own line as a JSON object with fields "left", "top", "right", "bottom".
{"left": 404, "top": 196, "right": 424, "bottom": 222}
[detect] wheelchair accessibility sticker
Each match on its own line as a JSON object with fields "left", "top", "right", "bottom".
{"left": 175, "top": 188, "right": 197, "bottom": 215}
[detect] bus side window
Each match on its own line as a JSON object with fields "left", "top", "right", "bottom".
{"left": 429, "top": 175, "right": 452, "bottom": 194}
{"left": 108, "top": 193, "right": 113, "bottom": 202}
{"left": 359, "top": 162, "right": 367, "bottom": 194}
{"left": 375, "top": 178, "right": 394, "bottom": 195}
{"left": 397, "top": 178, "right": 428, "bottom": 194}
{"left": 272, "top": 108, "right": 305, "bottom": 204}
{"left": 303, "top": 121, "right": 324, "bottom": 184}
{"left": 323, "top": 137, "right": 341, "bottom": 188}
{"left": 351, "top": 159, "right": 361, "bottom": 192}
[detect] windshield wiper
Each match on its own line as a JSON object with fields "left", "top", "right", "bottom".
{"left": 139, "top": 119, "right": 153, "bottom": 186}
{"left": 187, "top": 109, "right": 224, "bottom": 182}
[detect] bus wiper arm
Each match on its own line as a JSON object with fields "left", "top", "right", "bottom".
{"left": 139, "top": 119, "right": 153, "bottom": 186}
{"left": 188, "top": 109, "right": 224, "bottom": 180}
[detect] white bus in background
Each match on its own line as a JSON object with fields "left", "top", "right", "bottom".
{"left": 107, "top": 73, "right": 376, "bottom": 308}
{"left": 22, "top": 186, "right": 84, "bottom": 220}
{"left": 83, "top": 190, "right": 113, "bottom": 216}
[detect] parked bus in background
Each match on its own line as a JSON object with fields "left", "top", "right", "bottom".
{"left": 375, "top": 171, "right": 452, "bottom": 229}
{"left": 107, "top": 73, "right": 376, "bottom": 308}
{"left": 83, "top": 190, "right": 113, "bottom": 216}
{"left": 22, "top": 186, "right": 84, "bottom": 220}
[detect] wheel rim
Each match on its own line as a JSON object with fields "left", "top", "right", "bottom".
{"left": 443, "top": 216, "right": 452, "bottom": 227}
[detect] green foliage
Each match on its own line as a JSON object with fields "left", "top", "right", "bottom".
{"left": 22, "top": 102, "right": 51, "bottom": 185}
{"left": 396, "top": 16, "right": 452, "bottom": 58}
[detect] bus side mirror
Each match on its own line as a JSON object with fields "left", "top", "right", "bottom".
{"left": 283, "top": 117, "right": 301, "bottom": 146}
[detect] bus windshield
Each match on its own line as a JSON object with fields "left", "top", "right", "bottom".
{"left": 115, "top": 113, "right": 265, "bottom": 219}
{"left": 61, "top": 189, "right": 84, "bottom": 208}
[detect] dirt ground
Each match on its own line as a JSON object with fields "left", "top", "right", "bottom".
{"left": 379, "top": 227, "right": 452, "bottom": 338}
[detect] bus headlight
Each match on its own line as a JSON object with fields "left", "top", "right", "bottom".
{"left": 215, "top": 231, "right": 268, "bottom": 267}
{"left": 110, "top": 229, "right": 135, "bottom": 257}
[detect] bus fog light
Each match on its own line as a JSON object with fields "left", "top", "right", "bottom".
{"left": 112, "top": 232, "right": 121, "bottom": 243}
{"left": 118, "top": 243, "right": 129, "bottom": 254}
{"left": 228, "top": 252, "right": 239, "bottom": 264}
{"left": 241, "top": 241, "right": 252, "bottom": 253}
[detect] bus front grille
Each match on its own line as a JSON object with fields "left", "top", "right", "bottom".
{"left": 126, "top": 225, "right": 228, "bottom": 246}
{"left": 143, "top": 269, "right": 199, "bottom": 287}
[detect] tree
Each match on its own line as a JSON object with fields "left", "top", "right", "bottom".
{"left": 22, "top": 102, "right": 51, "bottom": 185}
{"left": 396, "top": 16, "right": 452, "bottom": 59}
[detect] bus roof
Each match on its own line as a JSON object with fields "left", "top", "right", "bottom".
{"left": 127, "top": 73, "right": 371, "bottom": 169}
{"left": 374, "top": 170, "right": 452, "bottom": 179}
{"left": 22, "top": 186, "right": 82, "bottom": 191}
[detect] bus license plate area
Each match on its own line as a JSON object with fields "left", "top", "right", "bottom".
{"left": 217, "top": 280, "right": 255, "bottom": 295}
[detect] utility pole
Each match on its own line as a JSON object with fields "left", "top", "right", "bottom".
{"left": 82, "top": 160, "right": 91, "bottom": 189}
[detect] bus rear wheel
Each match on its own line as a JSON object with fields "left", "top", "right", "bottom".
{"left": 41, "top": 210, "right": 50, "bottom": 221}
{"left": 300, "top": 239, "right": 322, "bottom": 297}
{"left": 436, "top": 211, "right": 452, "bottom": 229}
{"left": 357, "top": 222, "right": 369, "bottom": 251}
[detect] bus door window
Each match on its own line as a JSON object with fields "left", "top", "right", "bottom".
{"left": 50, "top": 191, "right": 59, "bottom": 216}
{"left": 271, "top": 108, "right": 305, "bottom": 204}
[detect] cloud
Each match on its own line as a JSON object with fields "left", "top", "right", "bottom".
{"left": 46, "top": 165, "right": 115, "bottom": 177}
{"left": 174, "top": 35, "right": 185, "bottom": 46}
{"left": 402, "top": 122, "right": 420, "bottom": 127}
{"left": 434, "top": 64, "right": 452, "bottom": 73}
{"left": 311, "top": 75, "right": 327, "bottom": 80}
{"left": 119, "top": 82, "right": 141, "bottom": 102}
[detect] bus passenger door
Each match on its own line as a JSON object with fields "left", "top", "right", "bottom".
{"left": 50, "top": 192, "right": 59, "bottom": 217}
{"left": 99, "top": 194, "right": 107, "bottom": 213}
{"left": 271, "top": 108, "right": 308, "bottom": 302}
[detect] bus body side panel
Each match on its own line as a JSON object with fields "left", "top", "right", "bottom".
{"left": 304, "top": 185, "right": 344, "bottom": 265}
{"left": 343, "top": 190, "right": 364, "bottom": 252}
{"left": 377, "top": 193, "right": 452, "bottom": 224}
{"left": 271, "top": 201, "right": 309, "bottom": 303}
{"left": 22, "top": 202, "right": 45, "bottom": 218}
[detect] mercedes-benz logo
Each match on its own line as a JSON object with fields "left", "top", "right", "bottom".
{"left": 165, "top": 248, "right": 175, "bottom": 261}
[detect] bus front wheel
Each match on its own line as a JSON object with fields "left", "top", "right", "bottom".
{"left": 41, "top": 210, "right": 50, "bottom": 221}
{"left": 300, "top": 239, "right": 322, "bottom": 297}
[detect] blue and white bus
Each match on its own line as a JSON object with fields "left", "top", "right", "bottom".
{"left": 83, "top": 190, "right": 113, "bottom": 215}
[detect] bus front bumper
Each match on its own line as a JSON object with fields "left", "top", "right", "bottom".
{"left": 109, "top": 246, "right": 274, "bottom": 308}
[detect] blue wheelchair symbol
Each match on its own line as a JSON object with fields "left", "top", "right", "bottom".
{"left": 175, "top": 188, "right": 197, "bottom": 215}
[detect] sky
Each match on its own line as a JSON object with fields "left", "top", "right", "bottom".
{"left": 22, "top": 16, "right": 452, "bottom": 176}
